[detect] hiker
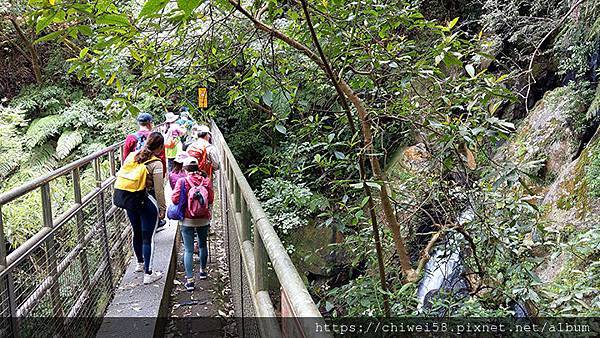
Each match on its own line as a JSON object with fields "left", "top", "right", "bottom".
{"left": 186, "top": 125, "right": 220, "bottom": 179}
{"left": 177, "top": 108, "right": 195, "bottom": 146}
{"left": 123, "top": 112, "right": 166, "bottom": 174}
{"left": 164, "top": 114, "right": 185, "bottom": 172}
{"left": 171, "top": 157, "right": 214, "bottom": 291}
{"left": 114, "top": 132, "right": 166, "bottom": 285}
{"left": 169, "top": 152, "right": 189, "bottom": 189}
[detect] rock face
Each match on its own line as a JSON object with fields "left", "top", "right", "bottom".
{"left": 535, "top": 134, "right": 600, "bottom": 281}
{"left": 495, "top": 86, "right": 588, "bottom": 181}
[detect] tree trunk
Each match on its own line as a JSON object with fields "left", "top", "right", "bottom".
{"left": 227, "top": 0, "right": 416, "bottom": 279}
{"left": 9, "top": 18, "right": 42, "bottom": 84}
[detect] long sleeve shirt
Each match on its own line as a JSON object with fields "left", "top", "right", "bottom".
{"left": 145, "top": 160, "right": 166, "bottom": 215}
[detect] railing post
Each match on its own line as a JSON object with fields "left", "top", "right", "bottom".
{"left": 41, "top": 183, "right": 65, "bottom": 330}
{"left": 0, "top": 206, "right": 19, "bottom": 337}
{"left": 108, "top": 150, "right": 116, "bottom": 177}
{"left": 73, "top": 168, "right": 91, "bottom": 291}
{"left": 94, "top": 158, "right": 114, "bottom": 285}
{"left": 254, "top": 223, "right": 268, "bottom": 292}
{"left": 234, "top": 182, "right": 241, "bottom": 214}
{"left": 228, "top": 165, "right": 234, "bottom": 195}
{"left": 240, "top": 200, "right": 250, "bottom": 242}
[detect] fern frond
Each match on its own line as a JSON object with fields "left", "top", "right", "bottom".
{"left": 56, "top": 130, "right": 83, "bottom": 160}
{"left": 10, "top": 85, "right": 71, "bottom": 116}
{"left": 25, "top": 143, "right": 57, "bottom": 173}
{"left": 25, "top": 115, "right": 65, "bottom": 149}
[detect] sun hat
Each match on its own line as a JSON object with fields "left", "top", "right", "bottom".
{"left": 174, "top": 151, "right": 189, "bottom": 164}
{"left": 137, "top": 112, "right": 153, "bottom": 123}
{"left": 183, "top": 157, "right": 198, "bottom": 167}
{"left": 165, "top": 112, "right": 178, "bottom": 123}
{"left": 197, "top": 125, "right": 211, "bottom": 134}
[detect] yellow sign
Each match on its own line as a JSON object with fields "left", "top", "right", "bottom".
{"left": 198, "top": 88, "right": 208, "bottom": 108}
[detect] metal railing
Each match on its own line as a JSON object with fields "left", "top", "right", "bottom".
{"left": 212, "top": 121, "right": 326, "bottom": 337}
{"left": 0, "top": 142, "right": 131, "bottom": 337}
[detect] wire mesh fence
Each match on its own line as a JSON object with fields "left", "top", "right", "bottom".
{"left": 0, "top": 144, "right": 131, "bottom": 337}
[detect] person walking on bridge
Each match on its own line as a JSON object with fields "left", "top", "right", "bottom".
{"left": 123, "top": 112, "right": 166, "bottom": 174}
{"left": 171, "top": 157, "right": 214, "bottom": 291}
{"left": 186, "top": 125, "right": 220, "bottom": 179}
{"left": 164, "top": 112, "right": 185, "bottom": 173}
{"left": 115, "top": 132, "right": 167, "bottom": 285}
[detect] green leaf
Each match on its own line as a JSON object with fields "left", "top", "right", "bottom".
{"left": 79, "top": 47, "right": 89, "bottom": 59}
{"left": 262, "top": 91, "right": 273, "bottom": 107}
{"left": 275, "top": 124, "right": 287, "bottom": 135}
{"left": 448, "top": 17, "right": 459, "bottom": 29}
{"left": 334, "top": 151, "right": 345, "bottom": 160}
{"left": 465, "top": 64, "right": 476, "bottom": 78}
{"left": 78, "top": 25, "right": 93, "bottom": 36}
{"left": 177, "top": 0, "right": 202, "bottom": 16}
{"left": 36, "top": 11, "right": 56, "bottom": 33}
{"left": 35, "top": 30, "right": 63, "bottom": 44}
{"left": 130, "top": 48, "right": 142, "bottom": 61}
{"left": 97, "top": 14, "right": 130, "bottom": 26}
{"left": 360, "top": 196, "right": 370, "bottom": 208}
{"left": 139, "top": 0, "right": 169, "bottom": 18}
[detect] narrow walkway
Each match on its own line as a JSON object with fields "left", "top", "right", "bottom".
{"left": 164, "top": 179, "right": 236, "bottom": 337}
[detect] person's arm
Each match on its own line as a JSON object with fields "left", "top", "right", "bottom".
{"left": 151, "top": 162, "right": 166, "bottom": 216}
{"left": 159, "top": 149, "right": 167, "bottom": 177}
{"left": 208, "top": 145, "right": 221, "bottom": 171}
{"left": 122, "top": 135, "right": 135, "bottom": 162}
{"left": 207, "top": 179, "right": 214, "bottom": 204}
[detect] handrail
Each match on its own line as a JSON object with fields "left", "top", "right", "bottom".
{"left": 211, "top": 121, "right": 326, "bottom": 337}
{"left": 0, "top": 124, "right": 164, "bottom": 337}
{"left": 0, "top": 142, "right": 123, "bottom": 205}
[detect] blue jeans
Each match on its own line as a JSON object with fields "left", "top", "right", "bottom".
{"left": 125, "top": 195, "right": 159, "bottom": 274}
{"left": 180, "top": 225, "right": 209, "bottom": 278}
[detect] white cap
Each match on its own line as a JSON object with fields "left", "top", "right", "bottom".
{"left": 174, "top": 151, "right": 189, "bottom": 164}
{"left": 197, "top": 125, "right": 211, "bottom": 134}
{"left": 183, "top": 157, "right": 198, "bottom": 166}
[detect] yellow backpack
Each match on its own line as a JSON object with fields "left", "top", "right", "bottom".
{"left": 114, "top": 153, "right": 159, "bottom": 192}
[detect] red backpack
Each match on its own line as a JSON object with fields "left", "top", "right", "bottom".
{"left": 187, "top": 142, "right": 213, "bottom": 177}
{"left": 185, "top": 176, "right": 211, "bottom": 218}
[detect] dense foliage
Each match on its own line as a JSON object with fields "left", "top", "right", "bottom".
{"left": 1, "top": 0, "right": 598, "bottom": 318}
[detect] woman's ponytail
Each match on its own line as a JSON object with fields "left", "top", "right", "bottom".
{"left": 134, "top": 132, "right": 164, "bottom": 163}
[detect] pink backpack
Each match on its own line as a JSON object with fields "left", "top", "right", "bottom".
{"left": 185, "top": 177, "right": 211, "bottom": 218}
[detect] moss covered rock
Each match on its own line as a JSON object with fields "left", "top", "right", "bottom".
{"left": 495, "top": 86, "right": 590, "bottom": 182}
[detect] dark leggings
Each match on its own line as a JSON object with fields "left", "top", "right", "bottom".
{"left": 126, "top": 195, "right": 159, "bottom": 274}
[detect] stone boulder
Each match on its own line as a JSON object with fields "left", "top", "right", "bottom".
{"left": 495, "top": 86, "right": 589, "bottom": 182}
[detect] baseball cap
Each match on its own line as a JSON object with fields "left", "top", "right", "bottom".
{"left": 183, "top": 157, "right": 198, "bottom": 166}
{"left": 197, "top": 125, "right": 211, "bottom": 134}
{"left": 137, "top": 112, "right": 153, "bottom": 123}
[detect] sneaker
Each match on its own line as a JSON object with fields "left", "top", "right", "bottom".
{"left": 143, "top": 271, "right": 163, "bottom": 284}
{"left": 199, "top": 271, "right": 208, "bottom": 280}
{"left": 134, "top": 262, "right": 144, "bottom": 273}
{"left": 184, "top": 279, "right": 195, "bottom": 291}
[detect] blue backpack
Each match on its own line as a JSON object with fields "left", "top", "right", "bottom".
{"left": 167, "top": 178, "right": 187, "bottom": 220}
{"left": 134, "top": 132, "right": 148, "bottom": 151}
